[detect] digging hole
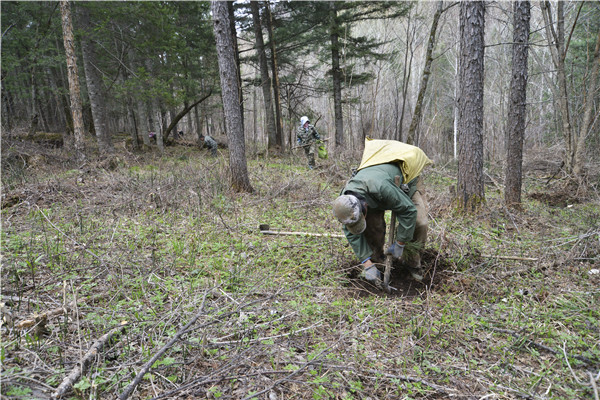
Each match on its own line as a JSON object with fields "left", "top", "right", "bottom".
{"left": 341, "top": 248, "right": 454, "bottom": 298}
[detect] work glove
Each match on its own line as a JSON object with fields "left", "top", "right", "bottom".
{"left": 408, "top": 266, "right": 424, "bottom": 282}
{"left": 363, "top": 265, "right": 382, "bottom": 284}
{"left": 385, "top": 241, "right": 405, "bottom": 259}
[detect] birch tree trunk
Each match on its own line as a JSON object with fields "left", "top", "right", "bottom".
{"left": 504, "top": 1, "right": 530, "bottom": 208}
{"left": 60, "top": 0, "right": 85, "bottom": 162}
{"left": 457, "top": 1, "right": 485, "bottom": 211}
{"left": 212, "top": 1, "right": 253, "bottom": 193}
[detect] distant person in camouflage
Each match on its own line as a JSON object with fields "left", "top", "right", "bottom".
{"left": 296, "top": 116, "right": 320, "bottom": 169}
{"left": 199, "top": 134, "right": 218, "bottom": 156}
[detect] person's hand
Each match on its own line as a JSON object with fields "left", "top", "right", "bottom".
{"left": 385, "top": 241, "right": 405, "bottom": 259}
{"left": 363, "top": 265, "right": 381, "bottom": 284}
{"left": 297, "top": 138, "right": 301, "bottom": 145}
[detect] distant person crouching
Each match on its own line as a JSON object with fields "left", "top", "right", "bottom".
{"left": 199, "top": 134, "right": 218, "bottom": 156}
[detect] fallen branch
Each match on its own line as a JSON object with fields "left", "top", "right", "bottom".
{"left": 488, "top": 326, "right": 598, "bottom": 366}
{"left": 51, "top": 322, "right": 128, "bottom": 399}
{"left": 14, "top": 293, "right": 106, "bottom": 330}
{"left": 118, "top": 291, "right": 210, "bottom": 400}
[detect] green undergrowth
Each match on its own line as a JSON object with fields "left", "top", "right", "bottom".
{"left": 1, "top": 147, "right": 598, "bottom": 399}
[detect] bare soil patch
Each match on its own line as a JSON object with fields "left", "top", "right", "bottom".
{"left": 342, "top": 248, "right": 456, "bottom": 298}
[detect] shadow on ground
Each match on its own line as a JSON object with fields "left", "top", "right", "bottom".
{"left": 342, "top": 248, "right": 454, "bottom": 299}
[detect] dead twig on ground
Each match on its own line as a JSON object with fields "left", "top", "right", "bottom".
{"left": 51, "top": 322, "right": 128, "bottom": 399}
{"left": 14, "top": 293, "right": 106, "bottom": 330}
{"left": 118, "top": 290, "right": 210, "bottom": 400}
{"left": 489, "top": 326, "right": 598, "bottom": 366}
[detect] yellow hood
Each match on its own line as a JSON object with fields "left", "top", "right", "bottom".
{"left": 357, "top": 138, "right": 433, "bottom": 183}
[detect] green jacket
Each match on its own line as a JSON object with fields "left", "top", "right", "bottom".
{"left": 341, "top": 163, "right": 418, "bottom": 261}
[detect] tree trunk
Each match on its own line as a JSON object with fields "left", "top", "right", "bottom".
{"left": 264, "top": 1, "right": 284, "bottom": 148}
{"left": 250, "top": 1, "right": 277, "bottom": 149}
{"left": 227, "top": 2, "right": 244, "bottom": 134}
{"left": 504, "top": 1, "right": 530, "bottom": 209}
{"left": 78, "top": 3, "right": 113, "bottom": 154}
{"left": 329, "top": 2, "right": 344, "bottom": 149}
{"left": 163, "top": 91, "right": 212, "bottom": 140}
{"left": 541, "top": 1, "right": 574, "bottom": 173}
{"left": 60, "top": 0, "right": 85, "bottom": 162}
{"left": 398, "top": 14, "right": 414, "bottom": 142}
{"left": 573, "top": 28, "right": 600, "bottom": 177}
{"left": 407, "top": 1, "right": 444, "bottom": 145}
{"left": 212, "top": 1, "right": 253, "bottom": 193}
{"left": 128, "top": 106, "right": 140, "bottom": 150}
{"left": 457, "top": 1, "right": 485, "bottom": 211}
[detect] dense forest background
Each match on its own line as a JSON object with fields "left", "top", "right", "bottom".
{"left": 2, "top": 1, "right": 600, "bottom": 399}
{"left": 2, "top": 1, "right": 599, "bottom": 170}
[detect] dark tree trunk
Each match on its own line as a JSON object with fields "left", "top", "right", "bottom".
{"left": 227, "top": 1, "right": 244, "bottom": 134}
{"left": 128, "top": 106, "right": 140, "bottom": 150}
{"left": 457, "top": 1, "right": 485, "bottom": 211}
{"left": 250, "top": 1, "right": 277, "bottom": 148}
{"left": 163, "top": 91, "right": 212, "bottom": 140}
{"left": 264, "top": 1, "right": 284, "bottom": 148}
{"left": 397, "top": 15, "right": 414, "bottom": 142}
{"left": 504, "top": 1, "right": 530, "bottom": 208}
{"left": 60, "top": 0, "right": 85, "bottom": 161}
{"left": 212, "top": 1, "right": 253, "bottom": 192}
{"left": 78, "top": 4, "right": 113, "bottom": 154}
{"left": 329, "top": 2, "right": 344, "bottom": 148}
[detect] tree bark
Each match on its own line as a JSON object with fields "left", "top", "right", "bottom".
{"left": 60, "top": 0, "right": 85, "bottom": 162}
{"left": 329, "top": 1, "right": 344, "bottom": 149}
{"left": 407, "top": 1, "right": 444, "bottom": 145}
{"left": 264, "top": 2, "right": 284, "bottom": 148}
{"left": 212, "top": 1, "right": 253, "bottom": 193}
{"left": 78, "top": 3, "right": 113, "bottom": 154}
{"left": 163, "top": 91, "right": 212, "bottom": 140}
{"left": 457, "top": 1, "right": 485, "bottom": 211}
{"left": 573, "top": 28, "right": 600, "bottom": 177}
{"left": 397, "top": 14, "right": 414, "bottom": 142}
{"left": 250, "top": 1, "right": 277, "bottom": 149}
{"left": 541, "top": 1, "right": 574, "bottom": 173}
{"left": 227, "top": 2, "right": 244, "bottom": 134}
{"left": 504, "top": 1, "right": 530, "bottom": 209}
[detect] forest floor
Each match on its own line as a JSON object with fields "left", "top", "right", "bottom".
{"left": 1, "top": 135, "right": 599, "bottom": 400}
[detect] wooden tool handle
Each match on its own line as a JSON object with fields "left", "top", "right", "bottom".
{"left": 383, "top": 175, "right": 401, "bottom": 291}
